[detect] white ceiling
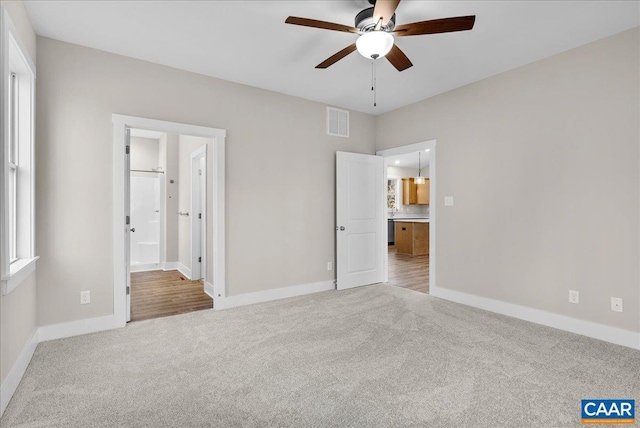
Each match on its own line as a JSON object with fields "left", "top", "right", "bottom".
{"left": 386, "top": 150, "right": 430, "bottom": 169}
{"left": 24, "top": 1, "right": 639, "bottom": 115}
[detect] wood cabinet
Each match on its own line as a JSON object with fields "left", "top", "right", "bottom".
{"left": 402, "top": 178, "right": 430, "bottom": 205}
{"left": 395, "top": 221, "right": 429, "bottom": 256}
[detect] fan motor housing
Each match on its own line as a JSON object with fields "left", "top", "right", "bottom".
{"left": 355, "top": 7, "right": 396, "bottom": 32}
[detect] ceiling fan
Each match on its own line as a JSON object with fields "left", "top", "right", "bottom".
{"left": 285, "top": 0, "right": 475, "bottom": 72}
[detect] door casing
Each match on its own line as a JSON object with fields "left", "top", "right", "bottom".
{"left": 113, "top": 114, "right": 226, "bottom": 326}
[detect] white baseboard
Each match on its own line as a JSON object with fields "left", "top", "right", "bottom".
{"left": 430, "top": 287, "right": 640, "bottom": 350}
{"left": 37, "top": 315, "right": 120, "bottom": 343}
{"left": 163, "top": 262, "right": 191, "bottom": 280}
{"left": 176, "top": 263, "right": 191, "bottom": 280}
{"left": 204, "top": 281, "right": 214, "bottom": 299}
{"left": 162, "top": 261, "right": 179, "bottom": 271}
{"left": 130, "top": 263, "right": 162, "bottom": 273}
{"left": 216, "top": 280, "right": 335, "bottom": 310}
{"left": 0, "top": 329, "right": 38, "bottom": 417}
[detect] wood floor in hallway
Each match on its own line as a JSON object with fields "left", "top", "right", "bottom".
{"left": 130, "top": 270, "right": 213, "bottom": 322}
{"left": 387, "top": 247, "right": 429, "bottom": 294}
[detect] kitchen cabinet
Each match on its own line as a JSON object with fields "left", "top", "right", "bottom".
{"left": 395, "top": 221, "right": 429, "bottom": 256}
{"left": 402, "top": 178, "right": 430, "bottom": 205}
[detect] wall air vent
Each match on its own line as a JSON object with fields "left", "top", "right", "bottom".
{"left": 326, "top": 107, "right": 349, "bottom": 138}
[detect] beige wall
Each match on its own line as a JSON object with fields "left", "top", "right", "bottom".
{"left": 0, "top": 0, "right": 37, "bottom": 388}
{"left": 159, "top": 134, "right": 179, "bottom": 262}
{"left": 159, "top": 133, "right": 179, "bottom": 264}
{"left": 35, "top": 36, "right": 376, "bottom": 326}
{"left": 0, "top": 0, "right": 36, "bottom": 64}
{"left": 376, "top": 28, "right": 640, "bottom": 332}
{"left": 130, "top": 136, "right": 160, "bottom": 171}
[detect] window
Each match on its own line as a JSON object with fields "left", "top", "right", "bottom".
{"left": 387, "top": 179, "right": 397, "bottom": 210}
{"left": 8, "top": 72, "right": 17, "bottom": 263}
{"left": 1, "top": 8, "right": 37, "bottom": 295}
{"left": 387, "top": 178, "right": 402, "bottom": 212}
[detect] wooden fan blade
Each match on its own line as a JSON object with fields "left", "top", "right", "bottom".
{"left": 316, "top": 44, "right": 358, "bottom": 69}
{"left": 373, "top": 0, "right": 401, "bottom": 27}
{"left": 386, "top": 44, "right": 413, "bottom": 71}
{"left": 285, "top": 16, "right": 358, "bottom": 34}
{"left": 394, "top": 16, "right": 475, "bottom": 36}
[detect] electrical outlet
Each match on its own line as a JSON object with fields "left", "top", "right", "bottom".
{"left": 80, "top": 290, "right": 91, "bottom": 305}
{"left": 327, "top": 261, "right": 333, "bottom": 271}
{"left": 611, "top": 297, "right": 623, "bottom": 313}
{"left": 444, "top": 196, "right": 454, "bottom": 206}
{"left": 569, "top": 290, "right": 579, "bottom": 304}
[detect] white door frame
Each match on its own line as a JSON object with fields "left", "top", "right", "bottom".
{"left": 376, "top": 139, "right": 437, "bottom": 293}
{"left": 190, "top": 145, "right": 206, "bottom": 281}
{"left": 112, "top": 114, "right": 226, "bottom": 326}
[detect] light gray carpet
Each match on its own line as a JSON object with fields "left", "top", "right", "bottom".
{"left": 2, "top": 284, "right": 639, "bottom": 427}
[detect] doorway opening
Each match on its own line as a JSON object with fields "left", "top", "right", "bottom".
{"left": 113, "top": 115, "right": 226, "bottom": 327}
{"left": 127, "top": 130, "right": 212, "bottom": 321}
{"left": 376, "top": 140, "right": 436, "bottom": 294}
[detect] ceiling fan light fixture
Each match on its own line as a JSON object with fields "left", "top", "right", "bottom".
{"left": 356, "top": 31, "right": 394, "bottom": 59}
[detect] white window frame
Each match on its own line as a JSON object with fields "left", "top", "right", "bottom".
{"left": 1, "top": 8, "right": 38, "bottom": 295}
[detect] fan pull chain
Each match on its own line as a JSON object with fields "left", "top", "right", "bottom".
{"left": 371, "top": 60, "right": 377, "bottom": 107}
{"left": 371, "top": 61, "right": 374, "bottom": 92}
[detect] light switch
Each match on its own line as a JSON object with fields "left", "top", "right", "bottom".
{"left": 444, "top": 196, "right": 454, "bottom": 206}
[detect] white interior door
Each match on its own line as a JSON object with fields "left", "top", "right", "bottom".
{"left": 336, "top": 151, "right": 385, "bottom": 290}
{"left": 190, "top": 146, "right": 206, "bottom": 281}
{"left": 125, "top": 127, "right": 131, "bottom": 322}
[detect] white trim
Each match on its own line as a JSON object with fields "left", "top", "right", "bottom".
{"left": 160, "top": 261, "right": 191, "bottom": 278}
{"left": 0, "top": 328, "right": 37, "bottom": 417}
{"left": 162, "top": 261, "right": 180, "bottom": 271}
{"left": 215, "top": 280, "right": 335, "bottom": 310}
{"left": 113, "top": 114, "right": 226, "bottom": 326}
{"left": 431, "top": 287, "right": 640, "bottom": 350}
{"left": 37, "top": 315, "right": 121, "bottom": 343}
{"left": 1, "top": 256, "right": 38, "bottom": 295}
{"left": 130, "top": 262, "right": 162, "bottom": 273}
{"left": 377, "top": 140, "right": 436, "bottom": 291}
{"left": 0, "top": 8, "right": 37, "bottom": 292}
{"left": 204, "top": 281, "right": 214, "bottom": 299}
{"left": 176, "top": 262, "right": 191, "bottom": 280}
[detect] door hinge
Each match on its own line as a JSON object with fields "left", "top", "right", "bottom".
{"left": 198, "top": 213, "right": 202, "bottom": 219}
{"left": 126, "top": 215, "right": 130, "bottom": 225}
{"left": 198, "top": 169, "right": 202, "bottom": 176}
{"left": 126, "top": 286, "right": 130, "bottom": 295}
{"left": 198, "top": 257, "right": 201, "bottom": 263}
{"left": 126, "top": 145, "right": 130, "bottom": 155}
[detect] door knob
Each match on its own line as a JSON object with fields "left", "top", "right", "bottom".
{"left": 130, "top": 228, "right": 136, "bottom": 233}
{"left": 339, "top": 226, "right": 345, "bottom": 231}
